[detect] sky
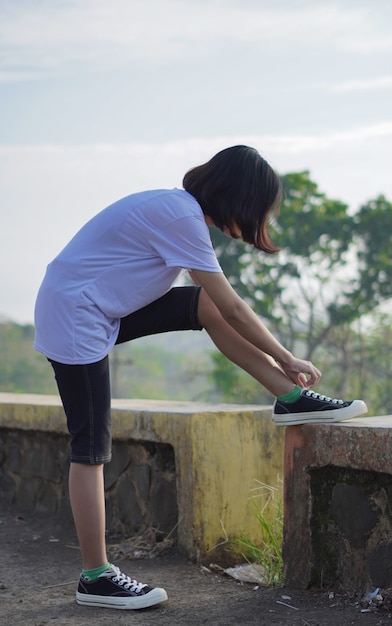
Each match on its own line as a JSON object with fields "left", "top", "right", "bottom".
{"left": 1, "top": 0, "right": 391, "bottom": 323}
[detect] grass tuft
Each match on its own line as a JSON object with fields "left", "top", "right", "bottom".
{"left": 231, "top": 479, "right": 284, "bottom": 586}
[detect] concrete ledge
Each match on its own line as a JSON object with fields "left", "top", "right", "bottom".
{"left": 283, "top": 416, "right": 392, "bottom": 590}
{"left": 0, "top": 392, "right": 283, "bottom": 562}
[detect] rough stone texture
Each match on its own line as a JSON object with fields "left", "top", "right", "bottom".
{"left": 330, "top": 482, "right": 378, "bottom": 547}
{"left": 310, "top": 467, "right": 392, "bottom": 589}
{"left": 0, "top": 428, "right": 177, "bottom": 536}
{"left": 283, "top": 417, "right": 392, "bottom": 591}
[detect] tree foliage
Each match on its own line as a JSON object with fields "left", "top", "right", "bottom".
{"left": 0, "top": 322, "right": 57, "bottom": 394}
{"left": 353, "top": 195, "right": 392, "bottom": 308}
{"left": 210, "top": 171, "right": 392, "bottom": 414}
{"left": 213, "top": 173, "right": 392, "bottom": 340}
{"left": 0, "top": 321, "right": 213, "bottom": 402}
{"left": 212, "top": 171, "right": 365, "bottom": 359}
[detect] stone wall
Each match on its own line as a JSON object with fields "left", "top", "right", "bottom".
{"left": 104, "top": 440, "right": 178, "bottom": 536}
{"left": 310, "top": 466, "right": 392, "bottom": 590}
{"left": 0, "top": 392, "right": 283, "bottom": 562}
{"left": 0, "top": 429, "right": 71, "bottom": 518}
{"left": 0, "top": 428, "right": 178, "bottom": 537}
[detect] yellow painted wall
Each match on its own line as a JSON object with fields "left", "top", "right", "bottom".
{"left": 0, "top": 393, "right": 284, "bottom": 562}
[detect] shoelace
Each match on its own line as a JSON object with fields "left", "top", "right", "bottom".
{"left": 304, "top": 391, "right": 344, "bottom": 405}
{"left": 109, "top": 565, "right": 147, "bottom": 592}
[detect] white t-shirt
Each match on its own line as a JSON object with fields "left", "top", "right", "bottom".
{"left": 34, "top": 188, "right": 222, "bottom": 364}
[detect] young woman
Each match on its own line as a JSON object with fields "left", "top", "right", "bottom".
{"left": 34, "top": 145, "right": 367, "bottom": 610}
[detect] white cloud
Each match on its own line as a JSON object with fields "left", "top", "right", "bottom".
{"left": 261, "top": 122, "right": 392, "bottom": 152}
{"left": 0, "top": 70, "right": 47, "bottom": 83}
{"left": 325, "top": 76, "right": 392, "bottom": 93}
{"left": 0, "top": 0, "right": 389, "bottom": 80}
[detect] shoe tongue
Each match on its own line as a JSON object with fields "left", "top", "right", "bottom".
{"left": 100, "top": 564, "right": 117, "bottom": 577}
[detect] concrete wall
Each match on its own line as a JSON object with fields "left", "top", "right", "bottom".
{"left": 283, "top": 417, "right": 392, "bottom": 591}
{"left": 0, "top": 392, "right": 284, "bottom": 563}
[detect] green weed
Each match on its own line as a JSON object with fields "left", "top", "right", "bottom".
{"left": 232, "top": 480, "right": 284, "bottom": 586}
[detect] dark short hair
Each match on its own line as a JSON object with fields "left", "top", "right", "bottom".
{"left": 182, "top": 145, "right": 281, "bottom": 253}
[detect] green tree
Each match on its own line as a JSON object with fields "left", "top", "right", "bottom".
{"left": 208, "top": 351, "right": 273, "bottom": 404}
{"left": 209, "top": 173, "right": 392, "bottom": 414}
{"left": 212, "top": 171, "right": 356, "bottom": 360}
{"left": 0, "top": 322, "right": 57, "bottom": 393}
{"left": 360, "top": 315, "right": 392, "bottom": 415}
{"left": 318, "top": 313, "right": 392, "bottom": 416}
{"left": 353, "top": 195, "right": 392, "bottom": 309}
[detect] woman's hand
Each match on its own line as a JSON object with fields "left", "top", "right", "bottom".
{"left": 189, "top": 270, "right": 322, "bottom": 391}
{"left": 277, "top": 355, "right": 321, "bottom": 389}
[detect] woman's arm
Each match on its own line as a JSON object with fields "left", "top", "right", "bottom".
{"left": 189, "top": 269, "right": 321, "bottom": 388}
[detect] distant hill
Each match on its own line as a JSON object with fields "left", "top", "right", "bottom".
{"left": 0, "top": 320, "right": 217, "bottom": 401}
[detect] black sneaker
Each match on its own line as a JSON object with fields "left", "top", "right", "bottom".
{"left": 272, "top": 389, "right": 368, "bottom": 426}
{"left": 76, "top": 563, "right": 168, "bottom": 609}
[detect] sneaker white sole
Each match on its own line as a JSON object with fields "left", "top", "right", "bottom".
{"left": 272, "top": 399, "right": 368, "bottom": 426}
{"left": 76, "top": 586, "right": 168, "bottom": 609}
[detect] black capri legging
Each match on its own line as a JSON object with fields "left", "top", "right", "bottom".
{"left": 50, "top": 286, "right": 202, "bottom": 465}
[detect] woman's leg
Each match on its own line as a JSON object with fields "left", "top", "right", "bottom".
{"left": 50, "top": 358, "right": 112, "bottom": 570}
{"left": 49, "top": 359, "right": 167, "bottom": 609}
{"left": 69, "top": 463, "right": 108, "bottom": 570}
{"left": 197, "top": 289, "right": 294, "bottom": 397}
{"left": 117, "top": 286, "right": 293, "bottom": 397}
